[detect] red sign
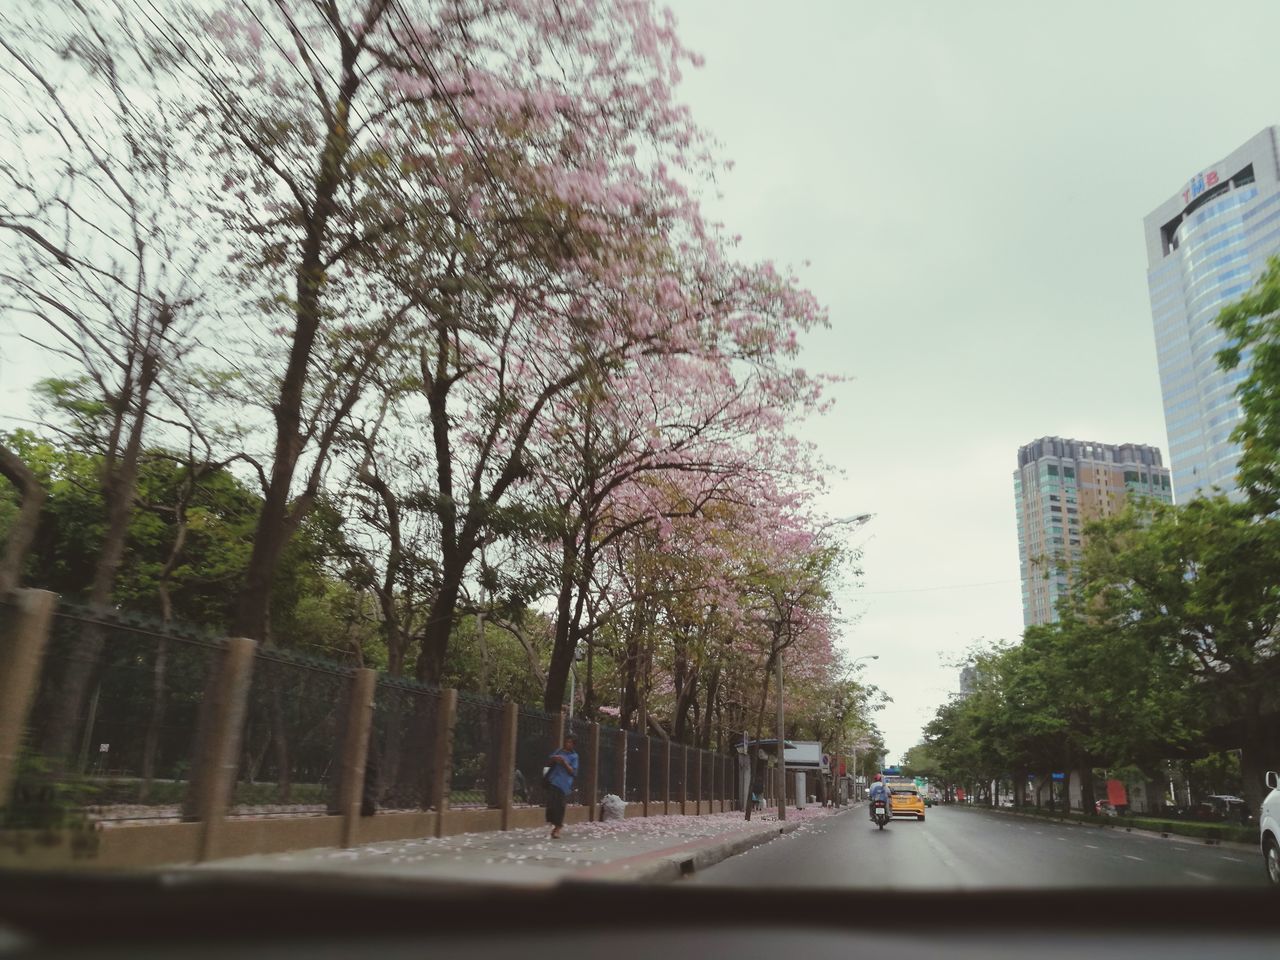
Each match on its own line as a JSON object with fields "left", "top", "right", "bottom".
{"left": 1106, "top": 779, "right": 1128, "bottom": 807}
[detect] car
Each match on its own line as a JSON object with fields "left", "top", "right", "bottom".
{"left": 889, "top": 782, "right": 926, "bottom": 821}
{"left": 1196, "top": 795, "right": 1252, "bottom": 824}
{"left": 1262, "top": 770, "right": 1280, "bottom": 887}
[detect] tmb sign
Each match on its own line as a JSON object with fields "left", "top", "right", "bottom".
{"left": 1182, "top": 170, "right": 1221, "bottom": 206}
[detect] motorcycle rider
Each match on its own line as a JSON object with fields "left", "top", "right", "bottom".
{"left": 868, "top": 773, "right": 891, "bottom": 821}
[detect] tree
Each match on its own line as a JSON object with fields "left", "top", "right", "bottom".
{"left": 1217, "top": 254, "right": 1280, "bottom": 512}
{"left": 1077, "top": 498, "right": 1280, "bottom": 810}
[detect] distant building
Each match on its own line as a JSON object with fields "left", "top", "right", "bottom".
{"left": 1144, "top": 126, "right": 1280, "bottom": 501}
{"left": 1014, "top": 437, "right": 1172, "bottom": 626}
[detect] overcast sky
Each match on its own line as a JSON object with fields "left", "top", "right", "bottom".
{"left": 667, "top": 0, "right": 1280, "bottom": 759}
{"left": 4, "top": 1, "right": 1280, "bottom": 761}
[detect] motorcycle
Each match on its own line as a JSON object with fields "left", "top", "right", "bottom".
{"left": 872, "top": 798, "right": 891, "bottom": 830}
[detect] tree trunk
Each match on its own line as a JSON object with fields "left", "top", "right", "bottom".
{"left": 543, "top": 540, "right": 578, "bottom": 712}
{"left": 231, "top": 38, "right": 368, "bottom": 642}
{"left": 417, "top": 564, "right": 464, "bottom": 686}
{"left": 43, "top": 343, "right": 158, "bottom": 763}
{"left": 0, "top": 442, "right": 45, "bottom": 595}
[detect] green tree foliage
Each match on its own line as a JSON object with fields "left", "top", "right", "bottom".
{"left": 1218, "top": 254, "right": 1280, "bottom": 512}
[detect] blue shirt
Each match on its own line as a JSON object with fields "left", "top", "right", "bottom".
{"left": 869, "top": 782, "right": 890, "bottom": 803}
{"left": 548, "top": 748, "right": 578, "bottom": 796}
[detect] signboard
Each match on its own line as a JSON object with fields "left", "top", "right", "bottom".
{"left": 1106, "top": 779, "right": 1128, "bottom": 807}
{"left": 820, "top": 753, "right": 830, "bottom": 772}
{"left": 1182, "top": 170, "right": 1220, "bottom": 206}
{"left": 1051, "top": 771, "right": 1066, "bottom": 782}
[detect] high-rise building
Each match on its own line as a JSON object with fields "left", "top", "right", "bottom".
{"left": 1014, "top": 437, "right": 1172, "bottom": 627}
{"left": 1144, "top": 126, "right": 1280, "bottom": 501}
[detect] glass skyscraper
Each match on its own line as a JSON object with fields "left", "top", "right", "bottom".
{"left": 1144, "top": 126, "right": 1280, "bottom": 501}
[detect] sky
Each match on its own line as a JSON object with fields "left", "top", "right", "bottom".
{"left": 666, "top": 0, "right": 1280, "bottom": 760}
{"left": 4, "top": 0, "right": 1280, "bottom": 762}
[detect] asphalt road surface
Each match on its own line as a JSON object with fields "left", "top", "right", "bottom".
{"left": 692, "top": 804, "right": 1266, "bottom": 888}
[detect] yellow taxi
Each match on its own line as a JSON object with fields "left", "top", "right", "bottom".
{"left": 887, "top": 781, "right": 926, "bottom": 821}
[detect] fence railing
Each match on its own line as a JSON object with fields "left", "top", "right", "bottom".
{"left": 0, "top": 590, "right": 742, "bottom": 862}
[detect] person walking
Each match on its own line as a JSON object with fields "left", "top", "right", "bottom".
{"left": 546, "top": 732, "right": 579, "bottom": 839}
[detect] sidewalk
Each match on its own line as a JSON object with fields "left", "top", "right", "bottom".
{"left": 183, "top": 806, "right": 844, "bottom": 888}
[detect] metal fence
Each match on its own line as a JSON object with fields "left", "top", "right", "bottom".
{"left": 452, "top": 692, "right": 505, "bottom": 808}
{"left": 237, "top": 650, "right": 353, "bottom": 814}
{"left": 1, "top": 595, "right": 741, "bottom": 837}
{"left": 514, "top": 705, "right": 558, "bottom": 807}
{"left": 16, "top": 607, "right": 223, "bottom": 823}
{"left": 624, "top": 731, "right": 645, "bottom": 803}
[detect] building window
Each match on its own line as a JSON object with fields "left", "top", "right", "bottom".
{"left": 1063, "top": 467, "right": 1075, "bottom": 479}
{"left": 1050, "top": 505, "right": 1061, "bottom": 513}
{"left": 1047, "top": 464, "right": 1059, "bottom": 476}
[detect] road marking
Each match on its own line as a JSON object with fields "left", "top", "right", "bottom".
{"left": 1173, "top": 847, "right": 1189, "bottom": 852}
{"left": 1084, "top": 844, "right": 1099, "bottom": 850}
{"left": 1184, "top": 870, "right": 1213, "bottom": 882}
{"left": 1221, "top": 856, "right": 1245, "bottom": 863}
{"left": 1124, "top": 855, "right": 1144, "bottom": 862}
{"left": 1055, "top": 836, "right": 1068, "bottom": 841}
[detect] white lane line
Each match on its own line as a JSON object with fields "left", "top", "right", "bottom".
{"left": 1084, "top": 844, "right": 1099, "bottom": 850}
{"left": 1173, "top": 847, "right": 1189, "bottom": 852}
{"left": 1221, "top": 856, "right": 1245, "bottom": 863}
{"left": 1184, "top": 870, "right": 1213, "bottom": 882}
{"left": 1124, "top": 855, "right": 1144, "bottom": 862}
{"left": 1055, "top": 837, "right": 1068, "bottom": 841}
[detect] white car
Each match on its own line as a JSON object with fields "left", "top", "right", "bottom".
{"left": 1263, "top": 770, "right": 1280, "bottom": 887}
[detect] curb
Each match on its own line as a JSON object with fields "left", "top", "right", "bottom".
{"left": 566, "top": 813, "right": 834, "bottom": 884}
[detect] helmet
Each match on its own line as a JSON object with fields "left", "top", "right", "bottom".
{"left": 873, "top": 774, "right": 882, "bottom": 782}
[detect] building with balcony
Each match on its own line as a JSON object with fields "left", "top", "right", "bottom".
{"left": 1015, "top": 437, "right": 1172, "bottom": 627}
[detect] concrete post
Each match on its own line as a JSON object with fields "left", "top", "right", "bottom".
{"left": 586, "top": 721, "right": 600, "bottom": 821}
{"left": 497, "top": 701, "right": 518, "bottom": 830}
{"left": 0, "top": 589, "right": 56, "bottom": 811}
{"left": 338, "top": 668, "right": 377, "bottom": 848}
{"left": 614, "top": 729, "right": 627, "bottom": 805}
{"left": 193, "top": 637, "right": 257, "bottom": 862}
{"left": 663, "top": 739, "right": 671, "bottom": 816}
{"left": 695, "top": 749, "right": 704, "bottom": 815}
{"left": 431, "top": 688, "right": 458, "bottom": 836}
{"left": 641, "top": 735, "right": 651, "bottom": 817}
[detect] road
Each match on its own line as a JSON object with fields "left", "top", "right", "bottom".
{"left": 693, "top": 804, "right": 1266, "bottom": 888}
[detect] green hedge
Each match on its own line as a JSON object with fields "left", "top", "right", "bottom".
{"left": 978, "top": 803, "right": 1255, "bottom": 844}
